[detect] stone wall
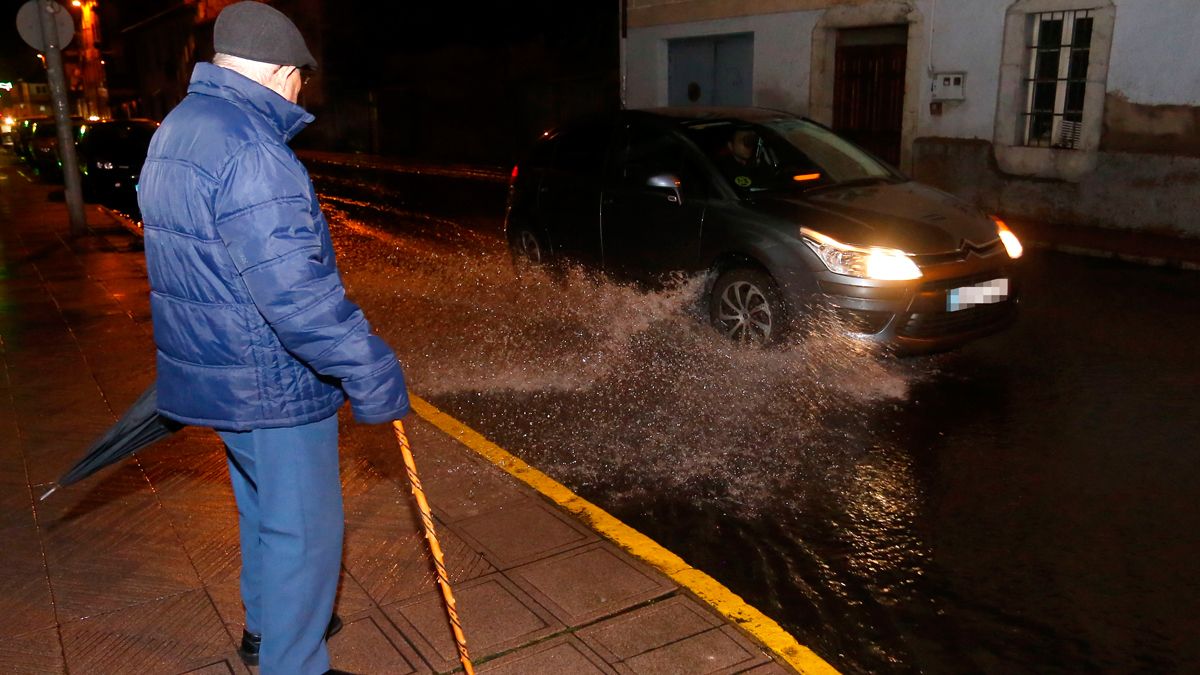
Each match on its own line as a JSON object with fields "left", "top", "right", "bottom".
{"left": 912, "top": 137, "right": 1200, "bottom": 237}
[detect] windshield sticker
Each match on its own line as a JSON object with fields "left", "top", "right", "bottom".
{"left": 734, "top": 176, "right": 752, "bottom": 187}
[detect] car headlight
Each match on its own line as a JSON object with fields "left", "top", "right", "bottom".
{"left": 801, "top": 228, "right": 922, "bottom": 280}
{"left": 96, "top": 161, "right": 114, "bottom": 170}
{"left": 990, "top": 216, "right": 1023, "bottom": 259}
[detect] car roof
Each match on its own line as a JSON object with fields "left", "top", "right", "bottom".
{"left": 629, "top": 107, "right": 800, "bottom": 125}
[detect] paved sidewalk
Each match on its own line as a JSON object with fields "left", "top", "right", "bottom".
{"left": 0, "top": 159, "right": 799, "bottom": 674}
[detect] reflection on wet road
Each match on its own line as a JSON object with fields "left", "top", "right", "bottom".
{"left": 313, "top": 168, "right": 1200, "bottom": 674}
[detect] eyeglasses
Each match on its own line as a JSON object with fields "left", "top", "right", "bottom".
{"left": 289, "top": 67, "right": 312, "bottom": 86}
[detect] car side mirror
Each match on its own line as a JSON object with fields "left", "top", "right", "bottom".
{"left": 646, "top": 173, "right": 683, "bottom": 205}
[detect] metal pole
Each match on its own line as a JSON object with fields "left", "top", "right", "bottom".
{"left": 37, "top": 0, "right": 87, "bottom": 237}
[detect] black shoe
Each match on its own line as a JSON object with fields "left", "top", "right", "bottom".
{"left": 324, "top": 670, "right": 359, "bottom": 675}
{"left": 237, "top": 613, "right": 344, "bottom": 666}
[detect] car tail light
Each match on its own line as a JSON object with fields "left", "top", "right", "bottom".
{"left": 509, "top": 164, "right": 519, "bottom": 187}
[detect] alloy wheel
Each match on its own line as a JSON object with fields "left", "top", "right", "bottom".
{"left": 715, "top": 280, "right": 774, "bottom": 343}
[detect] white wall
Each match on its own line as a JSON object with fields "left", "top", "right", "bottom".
{"left": 624, "top": 0, "right": 1199, "bottom": 133}
{"left": 916, "top": 0, "right": 1006, "bottom": 141}
{"left": 625, "top": 11, "right": 823, "bottom": 113}
{"left": 1109, "top": 0, "right": 1200, "bottom": 105}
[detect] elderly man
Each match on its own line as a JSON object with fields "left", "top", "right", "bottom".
{"left": 137, "top": 3, "right": 408, "bottom": 674}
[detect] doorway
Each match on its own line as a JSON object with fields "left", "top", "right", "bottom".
{"left": 833, "top": 25, "right": 907, "bottom": 166}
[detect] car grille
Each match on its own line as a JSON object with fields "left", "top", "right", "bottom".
{"left": 896, "top": 301, "right": 1015, "bottom": 339}
{"left": 912, "top": 240, "right": 1005, "bottom": 266}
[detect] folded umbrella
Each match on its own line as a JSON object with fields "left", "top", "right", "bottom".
{"left": 40, "top": 383, "right": 182, "bottom": 500}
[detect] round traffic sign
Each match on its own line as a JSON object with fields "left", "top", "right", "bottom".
{"left": 16, "top": 1, "right": 75, "bottom": 52}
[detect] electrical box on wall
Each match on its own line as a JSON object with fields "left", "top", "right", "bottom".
{"left": 931, "top": 72, "right": 965, "bottom": 101}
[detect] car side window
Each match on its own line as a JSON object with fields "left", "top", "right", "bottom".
{"left": 553, "top": 123, "right": 610, "bottom": 179}
{"left": 619, "top": 124, "right": 709, "bottom": 199}
{"left": 523, "top": 135, "right": 557, "bottom": 170}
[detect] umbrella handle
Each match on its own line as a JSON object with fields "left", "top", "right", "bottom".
{"left": 392, "top": 420, "right": 475, "bottom": 675}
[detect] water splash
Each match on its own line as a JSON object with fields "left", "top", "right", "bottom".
{"left": 328, "top": 206, "right": 916, "bottom": 516}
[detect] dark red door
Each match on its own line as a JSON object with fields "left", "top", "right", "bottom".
{"left": 833, "top": 43, "right": 906, "bottom": 167}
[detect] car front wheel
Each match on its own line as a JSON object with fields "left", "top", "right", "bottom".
{"left": 709, "top": 268, "right": 788, "bottom": 344}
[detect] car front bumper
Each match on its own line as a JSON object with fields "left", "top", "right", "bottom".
{"left": 811, "top": 253, "right": 1019, "bottom": 354}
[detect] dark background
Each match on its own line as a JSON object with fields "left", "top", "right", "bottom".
{"left": 1, "top": 0, "right": 620, "bottom": 163}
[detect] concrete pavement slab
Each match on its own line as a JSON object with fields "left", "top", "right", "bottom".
{"left": 384, "top": 573, "right": 564, "bottom": 671}
{"left": 506, "top": 541, "right": 676, "bottom": 626}
{"left": 476, "top": 635, "right": 617, "bottom": 674}
{"left": 453, "top": 498, "right": 596, "bottom": 570}
{"left": 577, "top": 595, "right": 725, "bottom": 662}
{"left": 616, "top": 625, "right": 772, "bottom": 674}
{"left": 0, "top": 626, "right": 64, "bottom": 675}
{"left": 325, "top": 610, "right": 430, "bottom": 674}
{"left": 57, "top": 589, "right": 239, "bottom": 674}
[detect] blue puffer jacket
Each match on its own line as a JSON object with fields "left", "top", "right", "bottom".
{"left": 138, "top": 63, "right": 409, "bottom": 430}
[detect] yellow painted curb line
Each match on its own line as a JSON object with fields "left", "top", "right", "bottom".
{"left": 410, "top": 394, "right": 840, "bottom": 675}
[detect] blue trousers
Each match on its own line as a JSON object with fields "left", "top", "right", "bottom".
{"left": 218, "top": 413, "right": 342, "bottom": 675}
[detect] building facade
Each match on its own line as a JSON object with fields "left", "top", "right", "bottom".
{"left": 622, "top": 0, "right": 1200, "bottom": 235}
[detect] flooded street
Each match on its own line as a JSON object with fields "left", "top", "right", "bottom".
{"left": 313, "top": 168, "right": 1200, "bottom": 674}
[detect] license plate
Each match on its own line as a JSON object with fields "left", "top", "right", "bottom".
{"left": 947, "top": 278, "right": 1009, "bottom": 311}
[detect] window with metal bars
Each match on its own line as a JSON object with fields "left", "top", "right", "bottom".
{"left": 1022, "top": 9, "right": 1094, "bottom": 149}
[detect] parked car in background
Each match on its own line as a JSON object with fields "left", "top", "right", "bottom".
{"left": 1, "top": 116, "right": 15, "bottom": 148}
{"left": 504, "top": 108, "right": 1023, "bottom": 353}
{"left": 12, "top": 117, "right": 49, "bottom": 164}
{"left": 76, "top": 119, "right": 159, "bottom": 216}
{"left": 27, "top": 117, "right": 85, "bottom": 178}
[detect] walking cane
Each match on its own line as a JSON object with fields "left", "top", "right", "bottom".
{"left": 392, "top": 420, "right": 475, "bottom": 675}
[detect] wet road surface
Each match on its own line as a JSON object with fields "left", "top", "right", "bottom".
{"left": 311, "top": 166, "right": 1200, "bottom": 673}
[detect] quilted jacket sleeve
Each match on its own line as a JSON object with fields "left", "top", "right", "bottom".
{"left": 213, "top": 141, "right": 409, "bottom": 423}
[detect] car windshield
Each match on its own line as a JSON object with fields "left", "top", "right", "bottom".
{"left": 680, "top": 117, "right": 897, "bottom": 194}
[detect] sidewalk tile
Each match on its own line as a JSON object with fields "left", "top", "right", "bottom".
{"left": 615, "top": 626, "right": 771, "bottom": 675}
{"left": 506, "top": 541, "right": 676, "bottom": 626}
{"left": 477, "top": 635, "right": 617, "bottom": 675}
{"left": 59, "top": 589, "right": 234, "bottom": 674}
{"left": 576, "top": 596, "right": 723, "bottom": 663}
{"left": 453, "top": 498, "right": 595, "bottom": 569}
{"left": 326, "top": 610, "right": 430, "bottom": 674}
{"left": 0, "top": 625, "right": 64, "bottom": 674}
{"left": 38, "top": 471, "right": 202, "bottom": 621}
{"left": 383, "top": 572, "right": 563, "bottom": 671}
{"left": 0, "top": 522, "right": 56, "bottom": 637}
{"left": 343, "top": 479, "right": 494, "bottom": 607}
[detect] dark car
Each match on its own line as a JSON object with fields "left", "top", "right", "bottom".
{"left": 76, "top": 119, "right": 159, "bottom": 214}
{"left": 504, "top": 108, "right": 1023, "bottom": 352}
{"left": 13, "top": 117, "right": 49, "bottom": 164}
{"left": 27, "top": 117, "right": 85, "bottom": 178}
